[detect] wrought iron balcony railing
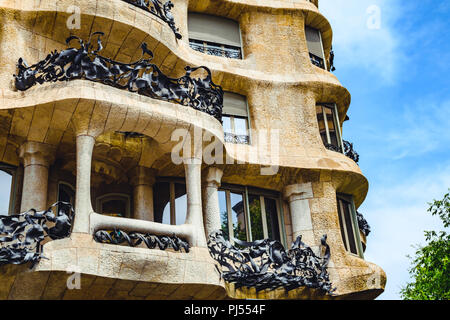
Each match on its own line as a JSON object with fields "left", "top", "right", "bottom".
{"left": 325, "top": 140, "right": 360, "bottom": 164}
{"left": 309, "top": 53, "right": 325, "bottom": 69}
{"left": 94, "top": 229, "right": 190, "bottom": 252}
{"left": 0, "top": 202, "right": 74, "bottom": 268}
{"left": 208, "top": 230, "right": 335, "bottom": 294}
{"left": 123, "top": 0, "right": 182, "bottom": 39}
{"left": 224, "top": 132, "right": 249, "bottom": 145}
{"left": 356, "top": 211, "right": 371, "bottom": 237}
{"left": 14, "top": 32, "right": 224, "bottom": 122}
{"left": 189, "top": 39, "right": 242, "bottom": 60}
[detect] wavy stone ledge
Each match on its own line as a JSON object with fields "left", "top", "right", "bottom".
{"left": 0, "top": 233, "right": 226, "bottom": 300}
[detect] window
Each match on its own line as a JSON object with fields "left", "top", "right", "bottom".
{"left": 188, "top": 13, "right": 243, "bottom": 59}
{"left": 58, "top": 182, "right": 75, "bottom": 206}
{"left": 218, "top": 185, "right": 284, "bottom": 245}
{"left": 153, "top": 179, "right": 187, "bottom": 225}
{"left": 0, "top": 163, "right": 17, "bottom": 215}
{"left": 305, "top": 26, "right": 326, "bottom": 69}
{"left": 316, "top": 104, "right": 343, "bottom": 152}
{"left": 337, "top": 194, "right": 364, "bottom": 257}
{"left": 223, "top": 92, "right": 250, "bottom": 144}
{"left": 96, "top": 194, "right": 130, "bottom": 218}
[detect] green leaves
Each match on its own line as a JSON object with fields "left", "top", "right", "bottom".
{"left": 401, "top": 189, "right": 450, "bottom": 300}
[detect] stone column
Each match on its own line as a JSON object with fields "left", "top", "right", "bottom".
{"left": 283, "top": 182, "right": 315, "bottom": 245}
{"left": 129, "top": 166, "right": 156, "bottom": 221}
{"left": 184, "top": 157, "right": 207, "bottom": 247}
{"left": 73, "top": 134, "right": 96, "bottom": 233}
{"left": 19, "top": 141, "right": 55, "bottom": 212}
{"left": 202, "top": 167, "right": 223, "bottom": 238}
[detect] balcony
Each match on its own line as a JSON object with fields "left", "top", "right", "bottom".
{"left": 13, "top": 32, "right": 224, "bottom": 123}
{"left": 325, "top": 140, "right": 360, "bottom": 164}
{"left": 122, "top": 0, "right": 182, "bottom": 39}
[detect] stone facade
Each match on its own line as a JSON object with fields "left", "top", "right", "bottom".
{"left": 0, "top": 0, "right": 385, "bottom": 299}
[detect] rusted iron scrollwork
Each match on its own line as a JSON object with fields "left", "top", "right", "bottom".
{"left": 0, "top": 202, "right": 74, "bottom": 268}
{"left": 123, "top": 0, "right": 182, "bottom": 39}
{"left": 343, "top": 140, "right": 360, "bottom": 163}
{"left": 357, "top": 211, "right": 371, "bottom": 237}
{"left": 207, "top": 230, "right": 335, "bottom": 294}
{"left": 14, "top": 32, "right": 224, "bottom": 122}
{"left": 94, "top": 229, "right": 190, "bottom": 253}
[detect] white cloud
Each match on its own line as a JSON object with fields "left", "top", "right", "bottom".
{"left": 320, "top": 0, "right": 402, "bottom": 83}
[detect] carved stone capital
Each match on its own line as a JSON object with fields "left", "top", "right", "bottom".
{"left": 19, "top": 141, "right": 56, "bottom": 168}
{"left": 283, "top": 182, "right": 314, "bottom": 202}
{"left": 204, "top": 167, "right": 223, "bottom": 189}
{"left": 129, "top": 166, "right": 156, "bottom": 187}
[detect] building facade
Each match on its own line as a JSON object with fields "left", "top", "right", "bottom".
{"left": 0, "top": 0, "right": 386, "bottom": 299}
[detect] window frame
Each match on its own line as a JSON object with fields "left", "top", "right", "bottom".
{"left": 316, "top": 103, "right": 344, "bottom": 153}
{"left": 219, "top": 184, "right": 286, "bottom": 246}
{"left": 187, "top": 13, "right": 244, "bottom": 60}
{"left": 336, "top": 193, "right": 364, "bottom": 258}
{"left": 305, "top": 25, "right": 327, "bottom": 70}
{"left": 222, "top": 92, "right": 251, "bottom": 145}
{"left": 0, "top": 163, "right": 18, "bottom": 215}
{"left": 154, "top": 177, "right": 187, "bottom": 226}
{"left": 96, "top": 193, "right": 131, "bottom": 218}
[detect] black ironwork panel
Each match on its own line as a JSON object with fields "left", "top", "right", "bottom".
{"left": 207, "top": 230, "right": 335, "bottom": 294}
{"left": 94, "top": 229, "right": 190, "bottom": 252}
{"left": 356, "top": 211, "right": 371, "bottom": 237}
{"left": 0, "top": 202, "right": 74, "bottom": 268}
{"left": 309, "top": 53, "right": 325, "bottom": 69}
{"left": 14, "top": 32, "right": 224, "bottom": 122}
{"left": 123, "top": 0, "right": 182, "bottom": 39}
{"left": 343, "top": 140, "right": 360, "bottom": 163}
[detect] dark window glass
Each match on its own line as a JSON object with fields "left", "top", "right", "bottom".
{"left": 265, "top": 197, "right": 281, "bottom": 242}
{"left": 102, "top": 199, "right": 126, "bottom": 218}
{"left": 154, "top": 182, "right": 170, "bottom": 223}
{"left": 230, "top": 192, "right": 247, "bottom": 242}
{"left": 337, "top": 196, "right": 358, "bottom": 255}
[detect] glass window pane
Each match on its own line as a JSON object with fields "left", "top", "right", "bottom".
{"left": 248, "top": 194, "right": 264, "bottom": 241}
{"left": 337, "top": 197, "right": 358, "bottom": 255}
{"left": 218, "top": 190, "right": 229, "bottom": 239}
{"left": 230, "top": 192, "right": 247, "bottom": 242}
{"left": 153, "top": 182, "right": 171, "bottom": 224}
{"left": 316, "top": 105, "right": 328, "bottom": 145}
{"left": 0, "top": 170, "right": 12, "bottom": 215}
{"left": 222, "top": 116, "right": 232, "bottom": 133}
{"left": 102, "top": 199, "right": 126, "bottom": 217}
{"left": 174, "top": 183, "right": 187, "bottom": 225}
{"left": 234, "top": 117, "right": 248, "bottom": 136}
{"left": 264, "top": 198, "right": 281, "bottom": 241}
{"left": 324, "top": 107, "right": 338, "bottom": 147}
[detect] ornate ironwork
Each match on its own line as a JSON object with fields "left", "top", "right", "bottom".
{"left": 14, "top": 32, "right": 224, "bottom": 122}
{"left": 324, "top": 141, "right": 360, "bottom": 164}
{"left": 224, "top": 132, "right": 249, "bottom": 144}
{"left": 207, "top": 230, "right": 335, "bottom": 294}
{"left": 94, "top": 229, "right": 190, "bottom": 252}
{"left": 123, "top": 0, "right": 182, "bottom": 39}
{"left": 0, "top": 202, "right": 74, "bottom": 268}
{"left": 189, "top": 39, "right": 242, "bottom": 59}
{"left": 329, "top": 46, "right": 336, "bottom": 72}
{"left": 309, "top": 53, "right": 325, "bottom": 69}
{"left": 356, "top": 211, "right": 371, "bottom": 237}
{"left": 343, "top": 140, "right": 360, "bottom": 163}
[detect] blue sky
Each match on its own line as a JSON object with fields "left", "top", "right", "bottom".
{"left": 321, "top": 0, "right": 450, "bottom": 299}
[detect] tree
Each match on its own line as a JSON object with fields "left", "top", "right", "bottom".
{"left": 400, "top": 190, "right": 450, "bottom": 300}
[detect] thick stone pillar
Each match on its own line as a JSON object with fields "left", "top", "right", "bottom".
{"left": 184, "top": 157, "right": 207, "bottom": 247}
{"left": 19, "top": 141, "right": 55, "bottom": 212}
{"left": 283, "top": 182, "right": 315, "bottom": 245}
{"left": 202, "top": 167, "right": 223, "bottom": 238}
{"left": 73, "top": 134, "right": 96, "bottom": 233}
{"left": 129, "top": 166, "right": 156, "bottom": 221}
